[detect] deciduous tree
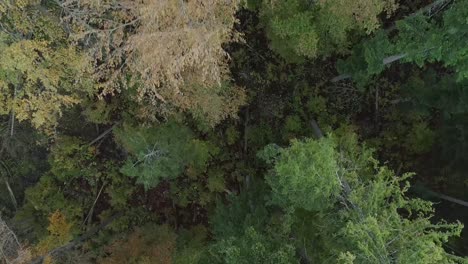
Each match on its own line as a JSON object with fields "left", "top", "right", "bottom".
{"left": 0, "top": 1, "right": 93, "bottom": 134}
{"left": 55, "top": 0, "right": 246, "bottom": 125}
{"left": 254, "top": 0, "right": 397, "bottom": 61}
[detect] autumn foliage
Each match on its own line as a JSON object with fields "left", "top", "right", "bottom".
{"left": 2, "top": 0, "right": 468, "bottom": 263}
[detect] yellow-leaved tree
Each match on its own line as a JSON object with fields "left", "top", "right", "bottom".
{"left": 56, "top": 0, "right": 246, "bottom": 125}
{"left": 126, "top": 0, "right": 245, "bottom": 124}
{"left": 0, "top": 1, "right": 93, "bottom": 134}
{"left": 34, "top": 210, "right": 73, "bottom": 258}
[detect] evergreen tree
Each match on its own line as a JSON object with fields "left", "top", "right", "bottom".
{"left": 338, "top": 0, "right": 468, "bottom": 85}
{"left": 115, "top": 121, "right": 214, "bottom": 189}
{"left": 261, "top": 133, "right": 465, "bottom": 263}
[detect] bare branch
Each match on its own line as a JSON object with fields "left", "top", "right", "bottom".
{"left": 0, "top": 217, "right": 30, "bottom": 264}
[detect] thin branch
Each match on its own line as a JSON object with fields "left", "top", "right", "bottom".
{"left": 81, "top": 183, "right": 106, "bottom": 228}
{"left": 0, "top": 161, "right": 17, "bottom": 210}
{"left": 9, "top": 85, "right": 16, "bottom": 137}
{"left": 3, "top": 178, "right": 17, "bottom": 210}
{"left": 310, "top": 119, "right": 324, "bottom": 139}
{"left": 243, "top": 108, "right": 249, "bottom": 154}
{"left": 87, "top": 124, "right": 117, "bottom": 146}
{"left": 413, "top": 183, "right": 468, "bottom": 208}
{"left": 430, "top": 191, "right": 468, "bottom": 208}
{"left": 385, "top": 0, "right": 454, "bottom": 32}
{"left": 331, "top": 53, "right": 408, "bottom": 83}
{"left": 0, "top": 216, "right": 22, "bottom": 263}
{"left": 382, "top": 53, "right": 408, "bottom": 65}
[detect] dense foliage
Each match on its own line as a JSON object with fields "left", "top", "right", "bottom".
{"left": 1, "top": 0, "right": 468, "bottom": 263}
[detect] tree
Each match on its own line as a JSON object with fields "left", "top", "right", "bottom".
{"left": 14, "top": 135, "right": 126, "bottom": 244}
{"left": 54, "top": 0, "right": 246, "bottom": 125}
{"left": 337, "top": 0, "right": 468, "bottom": 86}
{"left": 127, "top": 0, "right": 245, "bottom": 124}
{"left": 260, "top": 138, "right": 341, "bottom": 211}
{"left": 114, "top": 121, "right": 214, "bottom": 189}
{"left": 254, "top": 0, "right": 397, "bottom": 61}
{"left": 0, "top": 1, "right": 93, "bottom": 134}
{"left": 260, "top": 133, "right": 466, "bottom": 263}
{"left": 34, "top": 211, "right": 73, "bottom": 258}
{"left": 206, "top": 226, "right": 298, "bottom": 264}
{"left": 99, "top": 224, "right": 177, "bottom": 264}
{"left": 204, "top": 183, "right": 298, "bottom": 264}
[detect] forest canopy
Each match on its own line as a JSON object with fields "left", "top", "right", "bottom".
{"left": 1, "top": 0, "right": 468, "bottom": 263}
